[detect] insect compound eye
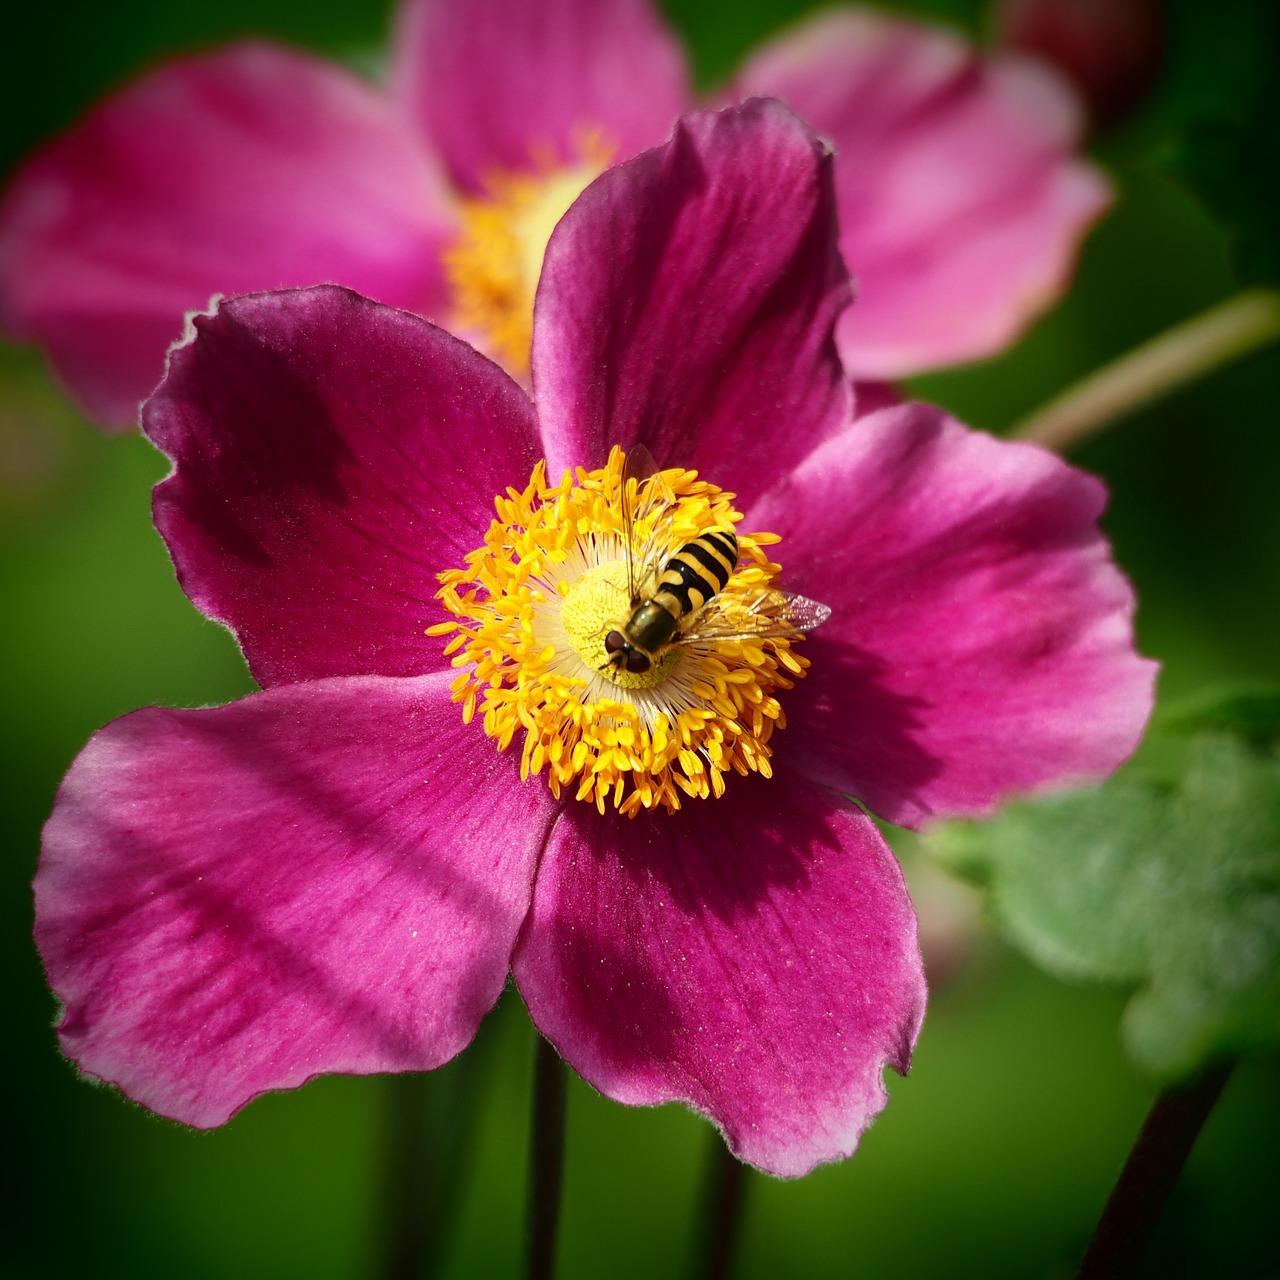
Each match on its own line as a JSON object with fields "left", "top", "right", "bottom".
{"left": 604, "top": 630, "right": 626, "bottom": 654}
{"left": 625, "top": 649, "right": 652, "bottom": 674}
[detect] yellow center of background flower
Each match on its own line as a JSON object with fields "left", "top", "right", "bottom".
{"left": 428, "top": 449, "right": 812, "bottom": 816}
{"left": 445, "top": 132, "right": 612, "bottom": 376}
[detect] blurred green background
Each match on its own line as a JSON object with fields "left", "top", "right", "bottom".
{"left": 3, "top": 1, "right": 1277, "bottom": 1276}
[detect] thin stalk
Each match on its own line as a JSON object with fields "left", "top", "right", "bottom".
{"left": 690, "top": 1138, "right": 749, "bottom": 1280}
{"left": 375, "top": 1007, "right": 504, "bottom": 1280}
{"left": 1012, "top": 289, "right": 1280, "bottom": 451}
{"left": 526, "top": 1035, "right": 569, "bottom": 1280}
{"left": 380, "top": 1073, "right": 432, "bottom": 1280}
{"left": 1076, "top": 1061, "right": 1234, "bottom": 1280}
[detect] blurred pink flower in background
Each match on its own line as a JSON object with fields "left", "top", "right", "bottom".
{"left": 0, "top": 0, "right": 1108, "bottom": 429}
{"left": 35, "top": 103, "right": 1153, "bottom": 1176}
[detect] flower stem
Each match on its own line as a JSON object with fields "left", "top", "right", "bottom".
{"left": 1012, "top": 289, "right": 1280, "bottom": 451}
{"left": 380, "top": 1073, "right": 434, "bottom": 1280}
{"left": 375, "top": 1009, "right": 504, "bottom": 1279}
{"left": 690, "top": 1138, "right": 749, "bottom": 1280}
{"left": 1076, "top": 1061, "right": 1234, "bottom": 1279}
{"left": 526, "top": 1035, "right": 568, "bottom": 1280}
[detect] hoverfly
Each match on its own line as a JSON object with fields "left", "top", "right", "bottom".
{"left": 602, "top": 445, "right": 832, "bottom": 675}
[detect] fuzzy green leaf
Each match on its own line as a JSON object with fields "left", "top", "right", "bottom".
{"left": 930, "top": 706, "right": 1280, "bottom": 1080}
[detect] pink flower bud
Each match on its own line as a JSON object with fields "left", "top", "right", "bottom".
{"left": 997, "top": 0, "right": 1165, "bottom": 130}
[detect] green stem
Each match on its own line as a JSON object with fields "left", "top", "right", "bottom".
{"left": 526, "top": 1036, "right": 568, "bottom": 1280}
{"left": 1012, "top": 289, "right": 1280, "bottom": 451}
{"left": 690, "top": 1138, "right": 749, "bottom": 1280}
{"left": 1076, "top": 1061, "right": 1234, "bottom": 1279}
{"left": 380, "top": 1074, "right": 433, "bottom": 1280}
{"left": 375, "top": 1009, "right": 503, "bottom": 1280}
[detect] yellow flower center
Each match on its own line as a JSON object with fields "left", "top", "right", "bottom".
{"left": 428, "top": 448, "right": 814, "bottom": 815}
{"left": 444, "top": 131, "right": 613, "bottom": 377}
{"left": 558, "top": 560, "right": 684, "bottom": 689}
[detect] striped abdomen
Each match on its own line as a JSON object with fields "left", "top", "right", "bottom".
{"left": 651, "top": 530, "right": 739, "bottom": 621}
{"left": 604, "top": 530, "right": 740, "bottom": 674}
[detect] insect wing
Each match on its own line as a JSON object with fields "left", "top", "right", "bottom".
{"left": 771, "top": 592, "right": 833, "bottom": 633}
{"left": 680, "top": 589, "right": 832, "bottom": 645}
{"left": 620, "top": 444, "right": 676, "bottom": 605}
{"left": 621, "top": 443, "right": 658, "bottom": 488}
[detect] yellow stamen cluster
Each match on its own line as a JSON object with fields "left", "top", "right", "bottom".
{"left": 429, "top": 449, "right": 812, "bottom": 815}
{"left": 444, "top": 130, "right": 613, "bottom": 376}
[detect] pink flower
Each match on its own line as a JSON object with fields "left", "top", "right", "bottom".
{"left": 0, "top": 0, "right": 1108, "bottom": 430}
{"left": 35, "top": 103, "right": 1153, "bottom": 1177}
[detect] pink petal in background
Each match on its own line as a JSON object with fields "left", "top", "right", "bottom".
{"left": 0, "top": 42, "right": 456, "bottom": 428}
{"left": 736, "top": 9, "right": 1110, "bottom": 379}
{"left": 394, "top": 0, "right": 691, "bottom": 194}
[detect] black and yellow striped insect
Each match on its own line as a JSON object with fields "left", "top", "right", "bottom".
{"left": 602, "top": 446, "right": 831, "bottom": 676}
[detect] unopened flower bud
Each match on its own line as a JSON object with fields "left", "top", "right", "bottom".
{"left": 996, "top": 0, "right": 1165, "bottom": 130}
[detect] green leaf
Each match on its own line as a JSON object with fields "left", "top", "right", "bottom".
{"left": 1156, "top": 99, "right": 1280, "bottom": 287}
{"left": 1160, "top": 685, "right": 1280, "bottom": 750}
{"left": 929, "top": 699, "right": 1280, "bottom": 1080}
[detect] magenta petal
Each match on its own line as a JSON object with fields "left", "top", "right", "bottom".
{"left": 533, "top": 100, "right": 853, "bottom": 507}
{"left": 749, "top": 404, "right": 1157, "bottom": 827}
{"left": 0, "top": 43, "right": 456, "bottom": 429}
{"left": 736, "top": 11, "right": 1109, "bottom": 378}
{"left": 36, "top": 672, "right": 555, "bottom": 1127}
{"left": 394, "top": 0, "right": 690, "bottom": 194}
{"left": 514, "top": 771, "right": 925, "bottom": 1177}
{"left": 147, "top": 286, "right": 540, "bottom": 688}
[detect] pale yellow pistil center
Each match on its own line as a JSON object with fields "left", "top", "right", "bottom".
{"left": 560, "top": 560, "right": 681, "bottom": 689}
{"left": 444, "top": 136, "right": 611, "bottom": 376}
{"left": 427, "top": 449, "right": 811, "bottom": 816}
